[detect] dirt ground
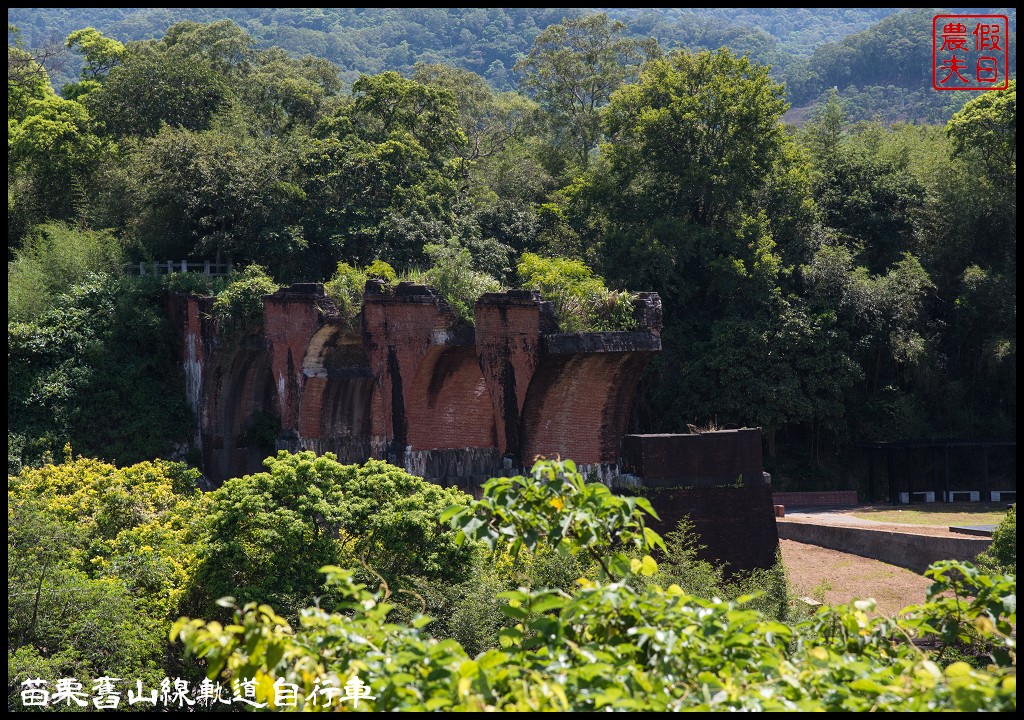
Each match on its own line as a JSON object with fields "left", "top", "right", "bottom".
{"left": 777, "top": 514, "right": 976, "bottom": 617}
{"left": 778, "top": 539, "right": 936, "bottom": 617}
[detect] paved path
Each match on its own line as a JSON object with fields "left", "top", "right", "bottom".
{"left": 779, "top": 507, "right": 991, "bottom": 538}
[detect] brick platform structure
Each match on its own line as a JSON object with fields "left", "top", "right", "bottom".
{"left": 170, "top": 281, "right": 780, "bottom": 572}
{"left": 621, "top": 431, "right": 780, "bottom": 575}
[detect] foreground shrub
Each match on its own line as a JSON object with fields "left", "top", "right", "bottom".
{"left": 173, "top": 459, "right": 1016, "bottom": 711}
{"left": 8, "top": 455, "right": 209, "bottom": 710}
{"left": 190, "top": 451, "right": 474, "bottom": 622}
{"left": 975, "top": 504, "right": 1015, "bottom": 575}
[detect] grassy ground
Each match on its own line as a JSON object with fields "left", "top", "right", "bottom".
{"left": 848, "top": 502, "right": 1011, "bottom": 526}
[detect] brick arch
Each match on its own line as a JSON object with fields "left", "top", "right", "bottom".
{"left": 405, "top": 345, "right": 497, "bottom": 451}
{"left": 519, "top": 353, "right": 651, "bottom": 466}
{"left": 202, "top": 340, "right": 277, "bottom": 486}
{"left": 299, "top": 324, "right": 385, "bottom": 462}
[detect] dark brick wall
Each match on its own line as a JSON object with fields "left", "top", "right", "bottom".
{"left": 620, "top": 429, "right": 779, "bottom": 573}
{"left": 647, "top": 485, "right": 780, "bottom": 575}
{"left": 623, "top": 430, "right": 764, "bottom": 487}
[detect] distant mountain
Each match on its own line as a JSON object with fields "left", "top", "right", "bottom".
{"left": 6, "top": 7, "right": 902, "bottom": 91}
{"left": 8, "top": 7, "right": 1015, "bottom": 124}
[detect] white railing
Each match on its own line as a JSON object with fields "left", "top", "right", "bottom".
{"left": 129, "top": 260, "right": 234, "bottom": 277}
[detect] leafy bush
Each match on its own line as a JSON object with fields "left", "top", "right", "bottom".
{"left": 975, "top": 504, "right": 1015, "bottom": 575}
{"left": 365, "top": 259, "right": 398, "bottom": 284}
{"left": 517, "top": 251, "right": 637, "bottom": 332}
{"left": 192, "top": 451, "right": 475, "bottom": 621}
{"left": 162, "top": 270, "right": 227, "bottom": 296}
{"left": 173, "top": 458, "right": 1016, "bottom": 712}
{"left": 8, "top": 455, "right": 209, "bottom": 709}
{"left": 8, "top": 273, "right": 194, "bottom": 467}
{"left": 7, "top": 221, "right": 124, "bottom": 323}
{"left": 323, "top": 259, "right": 397, "bottom": 321}
{"left": 211, "top": 264, "right": 280, "bottom": 325}
{"left": 419, "top": 239, "right": 502, "bottom": 325}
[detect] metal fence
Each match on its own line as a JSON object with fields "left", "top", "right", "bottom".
{"left": 128, "top": 260, "right": 234, "bottom": 277}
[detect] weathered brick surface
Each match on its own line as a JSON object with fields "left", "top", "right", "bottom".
{"left": 621, "top": 429, "right": 780, "bottom": 573}
{"left": 623, "top": 430, "right": 764, "bottom": 487}
{"left": 405, "top": 345, "right": 496, "bottom": 450}
{"left": 475, "top": 291, "right": 555, "bottom": 458}
{"left": 199, "top": 340, "right": 277, "bottom": 483}
{"left": 521, "top": 353, "right": 654, "bottom": 465}
{"left": 362, "top": 282, "right": 472, "bottom": 458}
{"left": 647, "top": 484, "right": 780, "bottom": 575}
{"left": 263, "top": 284, "right": 330, "bottom": 432}
{"left": 179, "top": 283, "right": 663, "bottom": 482}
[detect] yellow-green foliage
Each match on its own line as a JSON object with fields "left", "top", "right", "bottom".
{"left": 8, "top": 453, "right": 210, "bottom": 701}
{"left": 9, "top": 452, "right": 210, "bottom": 617}
{"left": 419, "top": 240, "right": 502, "bottom": 325}
{"left": 517, "top": 252, "right": 637, "bottom": 332}
{"left": 7, "top": 221, "right": 124, "bottom": 323}
{"left": 975, "top": 504, "right": 1016, "bottom": 575}
{"left": 324, "top": 260, "right": 397, "bottom": 321}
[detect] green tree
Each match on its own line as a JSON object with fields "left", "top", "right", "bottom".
{"left": 302, "top": 71, "right": 469, "bottom": 271}
{"left": 411, "top": 62, "right": 554, "bottom": 272}
{"left": 64, "top": 26, "right": 124, "bottom": 81}
{"left": 8, "top": 93, "right": 109, "bottom": 224}
{"left": 601, "top": 47, "right": 789, "bottom": 228}
{"left": 584, "top": 48, "right": 827, "bottom": 439}
{"left": 515, "top": 12, "right": 659, "bottom": 170}
{"left": 946, "top": 79, "right": 1016, "bottom": 195}
{"left": 85, "top": 42, "right": 229, "bottom": 138}
{"left": 811, "top": 124, "right": 927, "bottom": 274}
{"left": 192, "top": 452, "right": 474, "bottom": 621}
{"left": 8, "top": 27, "right": 56, "bottom": 122}
{"left": 160, "top": 18, "right": 254, "bottom": 76}
{"left": 8, "top": 456, "right": 209, "bottom": 708}
{"left": 239, "top": 47, "right": 342, "bottom": 134}
{"left": 115, "top": 114, "right": 306, "bottom": 268}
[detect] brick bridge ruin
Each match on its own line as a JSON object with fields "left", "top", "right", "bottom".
{"left": 167, "top": 282, "right": 779, "bottom": 573}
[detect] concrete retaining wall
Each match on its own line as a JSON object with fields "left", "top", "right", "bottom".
{"left": 777, "top": 520, "right": 991, "bottom": 574}
{"left": 772, "top": 490, "right": 858, "bottom": 507}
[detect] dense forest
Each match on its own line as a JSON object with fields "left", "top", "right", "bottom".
{"left": 8, "top": 8, "right": 1016, "bottom": 480}
{"left": 8, "top": 7, "right": 1017, "bottom": 121}
{"left": 7, "top": 9, "right": 1017, "bottom": 711}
